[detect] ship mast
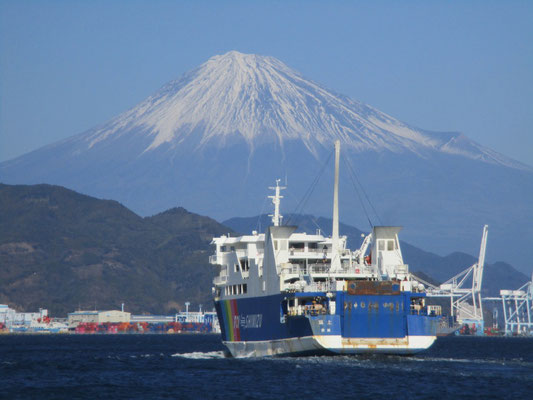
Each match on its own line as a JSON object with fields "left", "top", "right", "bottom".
{"left": 331, "top": 140, "right": 342, "bottom": 272}
{"left": 268, "top": 179, "right": 285, "bottom": 226}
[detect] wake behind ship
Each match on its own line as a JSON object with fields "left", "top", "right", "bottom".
{"left": 211, "top": 141, "right": 440, "bottom": 357}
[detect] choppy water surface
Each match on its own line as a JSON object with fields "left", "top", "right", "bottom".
{"left": 1, "top": 334, "right": 532, "bottom": 399}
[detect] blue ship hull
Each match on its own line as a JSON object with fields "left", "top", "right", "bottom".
{"left": 215, "top": 290, "right": 439, "bottom": 357}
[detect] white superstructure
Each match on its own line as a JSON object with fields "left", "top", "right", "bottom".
{"left": 211, "top": 179, "right": 413, "bottom": 303}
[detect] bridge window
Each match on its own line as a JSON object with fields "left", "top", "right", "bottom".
{"left": 225, "top": 284, "right": 248, "bottom": 296}
{"left": 240, "top": 259, "right": 249, "bottom": 271}
{"left": 387, "top": 240, "right": 395, "bottom": 251}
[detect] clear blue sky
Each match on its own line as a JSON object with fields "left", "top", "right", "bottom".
{"left": 1, "top": 0, "right": 532, "bottom": 165}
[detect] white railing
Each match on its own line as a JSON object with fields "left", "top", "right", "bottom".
{"left": 306, "top": 280, "right": 335, "bottom": 292}
{"left": 280, "top": 263, "right": 376, "bottom": 277}
{"left": 288, "top": 250, "right": 328, "bottom": 257}
{"left": 308, "top": 264, "right": 330, "bottom": 274}
{"left": 280, "top": 263, "right": 305, "bottom": 275}
{"left": 288, "top": 248, "right": 305, "bottom": 254}
{"left": 427, "top": 305, "right": 442, "bottom": 316}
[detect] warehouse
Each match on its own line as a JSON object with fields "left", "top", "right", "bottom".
{"left": 68, "top": 310, "right": 131, "bottom": 327}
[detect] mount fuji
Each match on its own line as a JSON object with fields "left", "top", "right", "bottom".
{"left": 1, "top": 51, "right": 532, "bottom": 273}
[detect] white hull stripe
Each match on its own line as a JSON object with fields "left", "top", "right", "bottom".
{"left": 224, "top": 335, "right": 437, "bottom": 358}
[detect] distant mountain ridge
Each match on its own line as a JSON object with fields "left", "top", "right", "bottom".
{"left": 0, "top": 51, "right": 531, "bottom": 274}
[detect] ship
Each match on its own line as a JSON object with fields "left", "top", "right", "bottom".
{"left": 211, "top": 141, "right": 441, "bottom": 357}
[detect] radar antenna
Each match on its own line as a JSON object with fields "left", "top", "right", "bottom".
{"left": 268, "top": 179, "right": 286, "bottom": 226}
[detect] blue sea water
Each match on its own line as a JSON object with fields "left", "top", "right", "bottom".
{"left": 1, "top": 334, "right": 532, "bottom": 399}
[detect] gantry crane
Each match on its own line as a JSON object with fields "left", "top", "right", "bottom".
{"left": 415, "top": 225, "right": 488, "bottom": 333}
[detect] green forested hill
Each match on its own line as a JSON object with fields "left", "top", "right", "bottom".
{"left": 0, "top": 184, "right": 230, "bottom": 316}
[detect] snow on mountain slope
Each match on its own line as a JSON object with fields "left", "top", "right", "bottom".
{"left": 78, "top": 51, "right": 525, "bottom": 170}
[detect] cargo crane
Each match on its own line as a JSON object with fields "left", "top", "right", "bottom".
{"left": 415, "top": 225, "right": 488, "bottom": 334}
{"left": 498, "top": 275, "right": 533, "bottom": 336}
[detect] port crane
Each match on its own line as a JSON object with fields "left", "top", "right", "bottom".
{"left": 497, "top": 275, "right": 533, "bottom": 335}
{"left": 413, "top": 225, "right": 489, "bottom": 330}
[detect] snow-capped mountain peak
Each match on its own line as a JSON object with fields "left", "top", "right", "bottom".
{"left": 80, "top": 50, "right": 525, "bottom": 170}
